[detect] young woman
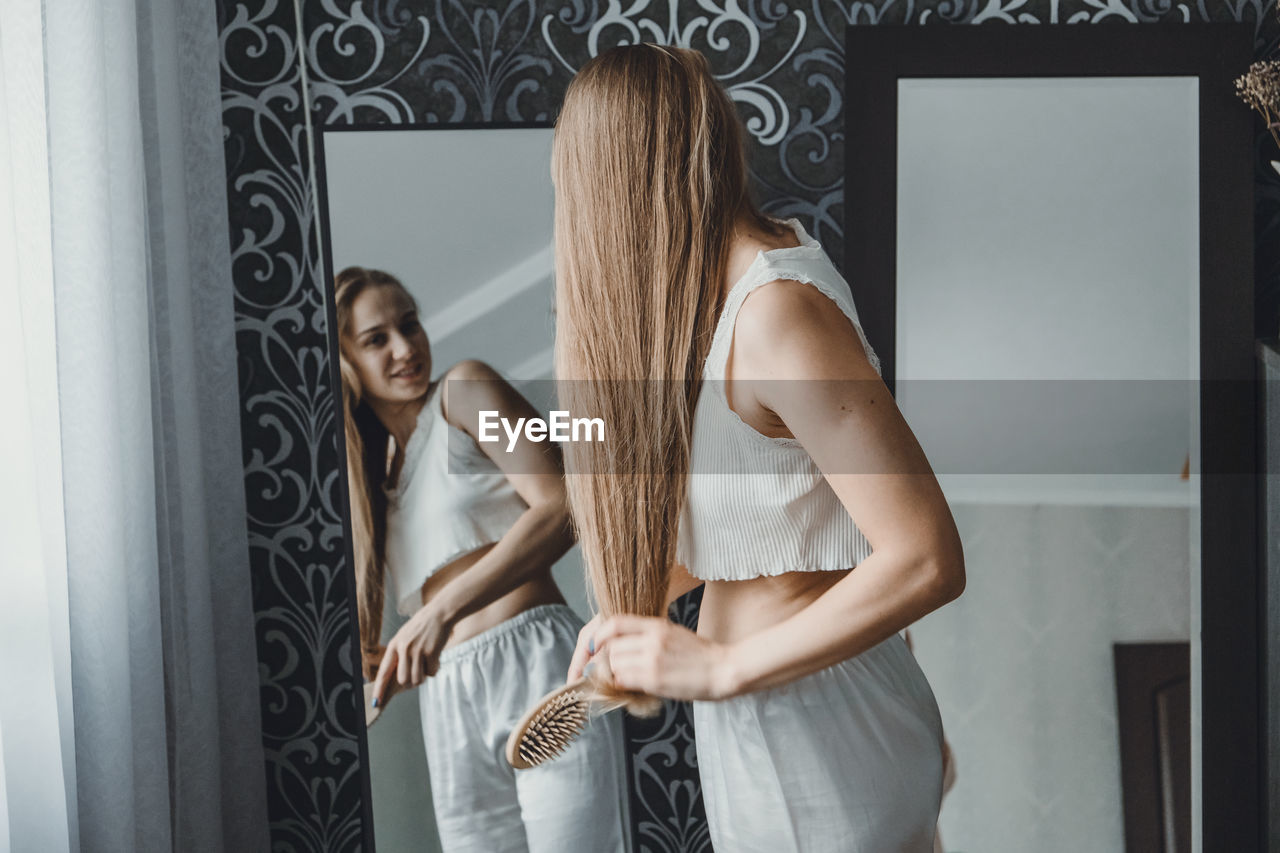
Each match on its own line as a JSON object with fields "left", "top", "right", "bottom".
{"left": 337, "top": 266, "right": 627, "bottom": 852}
{"left": 554, "top": 46, "right": 966, "bottom": 852}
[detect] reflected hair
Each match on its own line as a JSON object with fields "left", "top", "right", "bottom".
{"left": 334, "top": 266, "right": 414, "bottom": 678}
{"left": 552, "top": 44, "right": 781, "bottom": 713}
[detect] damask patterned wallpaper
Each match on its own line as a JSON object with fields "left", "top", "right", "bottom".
{"left": 215, "top": 2, "right": 1279, "bottom": 851}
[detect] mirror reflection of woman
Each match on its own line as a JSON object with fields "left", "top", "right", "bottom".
{"left": 335, "top": 267, "right": 627, "bottom": 852}
{"left": 555, "top": 46, "right": 966, "bottom": 852}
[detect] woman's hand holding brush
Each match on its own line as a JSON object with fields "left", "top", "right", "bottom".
{"left": 570, "top": 613, "right": 739, "bottom": 702}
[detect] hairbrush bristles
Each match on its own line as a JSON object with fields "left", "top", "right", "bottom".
{"left": 506, "top": 678, "right": 594, "bottom": 769}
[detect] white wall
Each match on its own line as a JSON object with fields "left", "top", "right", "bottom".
{"left": 911, "top": 503, "right": 1190, "bottom": 853}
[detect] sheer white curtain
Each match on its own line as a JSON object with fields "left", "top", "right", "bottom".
{"left": 0, "top": 1, "right": 270, "bottom": 851}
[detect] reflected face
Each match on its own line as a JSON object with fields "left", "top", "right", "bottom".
{"left": 346, "top": 284, "right": 431, "bottom": 404}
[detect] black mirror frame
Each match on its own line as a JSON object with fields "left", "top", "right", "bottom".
{"left": 843, "top": 23, "right": 1260, "bottom": 850}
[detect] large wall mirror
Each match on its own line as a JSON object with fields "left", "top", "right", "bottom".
{"left": 316, "top": 125, "right": 631, "bottom": 852}
{"left": 845, "top": 24, "right": 1257, "bottom": 852}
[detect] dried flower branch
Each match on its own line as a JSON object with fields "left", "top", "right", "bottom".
{"left": 1236, "top": 60, "right": 1280, "bottom": 151}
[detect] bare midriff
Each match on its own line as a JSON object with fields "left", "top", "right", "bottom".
{"left": 695, "top": 567, "right": 852, "bottom": 645}
{"left": 419, "top": 543, "right": 566, "bottom": 650}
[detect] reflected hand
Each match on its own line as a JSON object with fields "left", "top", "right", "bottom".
{"left": 591, "top": 614, "right": 737, "bottom": 701}
{"left": 365, "top": 672, "right": 405, "bottom": 716}
{"left": 372, "top": 604, "right": 452, "bottom": 707}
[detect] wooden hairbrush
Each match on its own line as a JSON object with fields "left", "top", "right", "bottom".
{"left": 505, "top": 677, "right": 594, "bottom": 769}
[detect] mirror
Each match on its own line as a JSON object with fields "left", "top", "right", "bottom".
{"left": 846, "top": 24, "right": 1257, "bottom": 853}
{"left": 317, "top": 126, "right": 630, "bottom": 852}
{"left": 897, "top": 76, "right": 1199, "bottom": 853}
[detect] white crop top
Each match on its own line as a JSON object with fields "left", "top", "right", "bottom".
{"left": 383, "top": 381, "right": 528, "bottom": 616}
{"left": 676, "top": 219, "right": 882, "bottom": 582}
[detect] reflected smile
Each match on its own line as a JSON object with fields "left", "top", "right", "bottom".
{"left": 392, "top": 363, "right": 424, "bottom": 381}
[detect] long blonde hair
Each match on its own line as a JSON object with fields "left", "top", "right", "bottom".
{"left": 334, "top": 266, "right": 414, "bottom": 678}
{"left": 552, "top": 45, "right": 782, "bottom": 711}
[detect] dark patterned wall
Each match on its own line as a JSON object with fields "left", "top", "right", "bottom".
{"left": 216, "top": 2, "right": 1280, "bottom": 851}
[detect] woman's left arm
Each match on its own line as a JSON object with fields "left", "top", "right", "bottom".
{"left": 592, "top": 280, "right": 965, "bottom": 701}
{"left": 427, "top": 360, "right": 575, "bottom": 627}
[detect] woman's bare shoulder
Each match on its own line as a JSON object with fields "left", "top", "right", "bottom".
{"left": 440, "top": 358, "right": 501, "bottom": 383}
{"left": 733, "top": 279, "right": 876, "bottom": 381}
{"left": 723, "top": 219, "right": 801, "bottom": 293}
{"left": 438, "top": 359, "right": 510, "bottom": 428}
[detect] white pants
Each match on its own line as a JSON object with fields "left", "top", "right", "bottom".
{"left": 420, "top": 604, "right": 629, "bottom": 853}
{"left": 693, "top": 632, "right": 944, "bottom": 853}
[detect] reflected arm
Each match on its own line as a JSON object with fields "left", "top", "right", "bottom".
{"left": 424, "top": 360, "right": 574, "bottom": 626}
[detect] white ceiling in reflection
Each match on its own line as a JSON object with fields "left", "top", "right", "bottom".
{"left": 896, "top": 76, "right": 1197, "bottom": 382}
{"left": 323, "top": 127, "right": 556, "bottom": 379}
{"left": 895, "top": 77, "right": 1199, "bottom": 501}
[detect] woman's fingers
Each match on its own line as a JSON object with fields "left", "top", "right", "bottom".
{"left": 608, "top": 637, "right": 660, "bottom": 692}
{"left": 375, "top": 619, "right": 449, "bottom": 698}
{"left": 396, "top": 638, "right": 410, "bottom": 687}
{"left": 372, "top": 645, "right": 399, "bottom": 706}
{"left": 566, "top": 614, "right": 602, "bottom": 682}
{"left": 585, "top": 615, "right": 670, "bottom": 691}
{"left": 409, "top": 638, "right": 424, "bottom": 686}
{"left": 567, "top": 642, "right": 590, "bottom": 682}
{"left": 371, "top": 636, "right": 434, "bottom": 706}
{"left": 600, "top": 622, "right": 727, "bottom": 700}
{"left": 590, "top": 614, "right": 662, "bottom": 653}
